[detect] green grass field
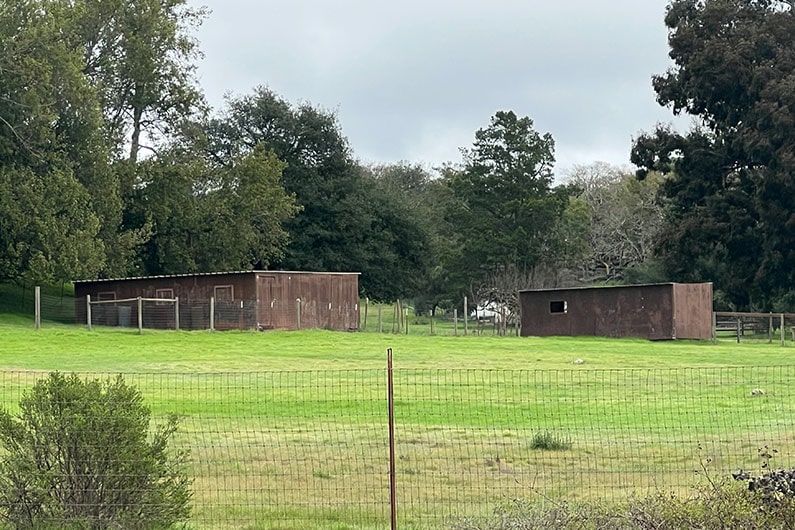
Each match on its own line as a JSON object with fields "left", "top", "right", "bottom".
{"left": 2, "top": 288, "right": 795, "bottom": 529}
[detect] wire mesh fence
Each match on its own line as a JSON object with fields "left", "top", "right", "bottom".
{"left": 0, "top": 366, "right": 793, "bottom": 529}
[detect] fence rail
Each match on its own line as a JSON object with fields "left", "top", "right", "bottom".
{"left": 0, "top": 366, "right": 792, "bottom": 529}
{"left": 713, "top": 311, "right": 795, "bottom": 343}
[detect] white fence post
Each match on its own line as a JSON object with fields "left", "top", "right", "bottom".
{"left": 34, "top": 286, "right": 41, "bottom": 330}
{"left": 175, "top": 297, "right": 180, "bottom": 331}
{"left": 463, "top": 296, "right": 468, "bottom": 336}
{"left": 781, "top": 314, "right": 786, "bottom": 347}
{"left": 86, "top": 295, "right": 92, "bottom": 331}
{"left": 137, "top": 297, "right": 143, "bottom": 334}
{"left": 210, "top": 297, "right": 215, "bottom": 332}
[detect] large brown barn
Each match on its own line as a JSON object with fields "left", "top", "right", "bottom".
{"left": 519, "top": 282, "right": 713, "bottom": 340}
{"left": 74, "top": 271, "right": 360, "bottom": 331}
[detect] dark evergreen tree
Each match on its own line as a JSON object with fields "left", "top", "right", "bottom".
{"left": 633, "top": 0, "right": 795, "bottom": 310}
{"left": 202, "top": 88, "right": 431, "bottom": 300}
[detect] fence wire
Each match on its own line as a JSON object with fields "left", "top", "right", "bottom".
{"left": 0, "top": 367, "right": 792, "bottom": 529}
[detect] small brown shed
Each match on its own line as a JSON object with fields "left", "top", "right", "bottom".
{"left": 519, "top": 282, "right": 713, "bottom": 340}
{"left": 73, "top": 270, "right": 360, "bottom": 331}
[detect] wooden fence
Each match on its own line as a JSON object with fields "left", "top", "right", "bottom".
{"left": 713, "top": 311, "right": 795, "bottom": 344}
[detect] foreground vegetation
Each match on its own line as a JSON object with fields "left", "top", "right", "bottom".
{"left": 453, "top": 481, "right": 795, "bottom": 530}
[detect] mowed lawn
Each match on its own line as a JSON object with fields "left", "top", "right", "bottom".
{"left": 2, "top": 320, "right": 795, "bottom": 529}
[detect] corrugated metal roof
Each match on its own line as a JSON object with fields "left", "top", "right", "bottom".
{"left": 74, "top": 270, "right": 361, "bottom": 283}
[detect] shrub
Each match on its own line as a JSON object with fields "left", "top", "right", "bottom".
{"left": 451, "top": 445, "right": 795, "bottom": 529}
{"left": 530, "top": 430, "right": 571, "bottom": 451}
{"left": 0, "top": 372, "right": 191, "bottom": 529}
{"left": 450, "top": 484, "right": 795, "bottom": 530}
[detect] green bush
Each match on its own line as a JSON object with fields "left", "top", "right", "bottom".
{"left": 0, "top": 372, "right": 191, "bottom": 529}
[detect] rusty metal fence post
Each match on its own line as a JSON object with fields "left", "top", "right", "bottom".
{"left": 387, "top": 348, "right": 397, "bottom": 530}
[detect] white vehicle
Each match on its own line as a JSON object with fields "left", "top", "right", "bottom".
{"left": 471, "top": 304, "right": 512, "bottom": 323}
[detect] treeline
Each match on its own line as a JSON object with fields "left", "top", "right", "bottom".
{"left": 1, "top": 0, "right": 793, "bottom": 312}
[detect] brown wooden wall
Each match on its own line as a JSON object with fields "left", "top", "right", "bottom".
{"left": 520, "top": 283, "right": 713, "bottom": 340}
{"left": 74, "top": 271, "right": 360, "bottom": 331}
{"left": 255, "top": 272, "right": 359, "bottom": 331}
{"left": 672, "top": 282, "right": 714, "bottom": 340}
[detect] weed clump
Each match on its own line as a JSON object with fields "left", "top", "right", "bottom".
{"left": 530, "top": 430, "right": 571, "bottom": 451}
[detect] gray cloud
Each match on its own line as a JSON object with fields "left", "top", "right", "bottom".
{"left": 190, "top": 0, "right": 682, "bottom": 175}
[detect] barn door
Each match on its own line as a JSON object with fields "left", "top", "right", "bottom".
{"left": 258, "top": 275, "right": 276, "bottom": 329}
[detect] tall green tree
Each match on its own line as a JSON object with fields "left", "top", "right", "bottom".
{"left": 203, "top": 88, "right": 430, "bottom": 300}
{"left": 129, "top": 146, "right": 299, "bottom": 275}
{"left": 446, "top": 111, "right": 575, "bottom": 299}
{"left": 0, "top": 0, "right": 107, "bottom": 283}
{"left": 367, "top": 163, "right": 448, "bottom": 308}
{"left": 69, "top": 0, "right": 207, "bottom": 277}
{"left": 69, "top": 0, "right": 207, "bottom": 164}
{"left": 632, "top": 0, "right": 795, "bottom": 310}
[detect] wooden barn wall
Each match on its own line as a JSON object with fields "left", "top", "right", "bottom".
{"left": 520, "top": 284, "right": 676, "bottom": 340}
{"left": 73, "top": 273, "right": 258, "bottom": 330}
{"left": 672, "top": 282, "right": 713, "bottom": 340}
{"left": 74, "top": 272, "right": 359, "bottom": 331}
{"left": 256, "top": 273, "right": 359, "bottom": 331}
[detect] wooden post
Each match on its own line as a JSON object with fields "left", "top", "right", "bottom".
{"left": 210, "top": 296, "right": 215, "bottom": 332}
{"left": 429, "top": 310, "right": 434, "bottom": 335}
{"left": 781, "top": 313, "right": 786, "bottom": 347}
{"left": 769, "top": 312, "right": 773, "bottom": 344}
{"left": 86, "top": 295, "right": 92, "bottom": 331}
{"left": 404, "top": 307, "right": 409, "bottom": 335}
{"left": 736, "top": 317, "right": 741, "bottom": 343}
{"left": 137, "top": 296, "right": 143, "bottom": 335}
{"left": 378, "top": 304, "right": 383, "bottom": 333}
{"left": 463, "top": 296, "right": 468, "bottom": 336}
{"left": 175, "top": 297, "right": 180, "bottom": 331}
{"left": 712, "top": 311, "right": 717, "bottom": 342}
{"left": 34, "top": 286, "right": 41, "bottom": 330}
{"left": 396, "top": 299, "right": 402, "bottom": 334}
{"left": 453, "top": 309, "right": 458, "bottom": 337}
{"left": 363, "top": 297, "right": 369, "bottom": 331}
{"left": 296, "top": 298, "right": 302, "bottom": 330}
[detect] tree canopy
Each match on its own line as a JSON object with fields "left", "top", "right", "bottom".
{"left": 201, "top": 88, "right": 431, "bottom": 300}
{"left": 440, "top": 111, "right": 585, "bottom": 314}
{"left": 4, "top": 0, "right": 748, "bottom": 309}
{"left": 632, "top": 0, "right": 795, "bottom": 310}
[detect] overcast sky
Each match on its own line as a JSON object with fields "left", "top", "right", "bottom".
{"left": 188, "top": 0, "right": 685, "bottom": 177}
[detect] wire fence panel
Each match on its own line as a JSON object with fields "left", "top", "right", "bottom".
{"left": 0, "top": 367, "right": 792, "bottom": 529}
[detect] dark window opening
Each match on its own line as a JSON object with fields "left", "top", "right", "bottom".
{"left": 550, "top": 300, "right": 567, "bottom": 314}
